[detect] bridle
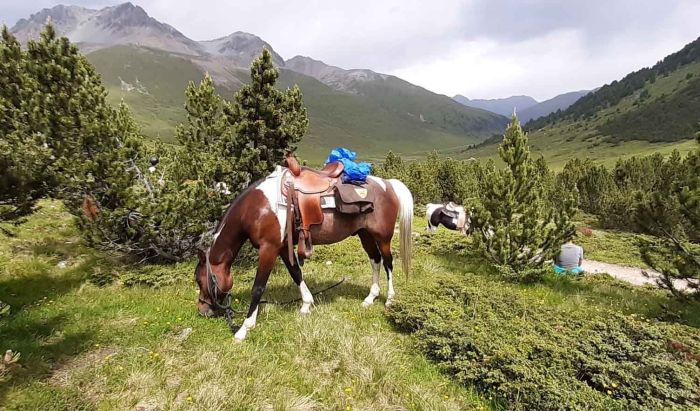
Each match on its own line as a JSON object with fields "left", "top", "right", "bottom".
{"left": 197, "top": 248, "right": 230, "bottom": 310}
{"left": 198, "top": 248, "right": 238, "bottom": 333}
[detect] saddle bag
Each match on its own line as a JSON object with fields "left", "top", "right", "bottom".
{"left": 333, "top": 183, "right": 374, "bottom": 214}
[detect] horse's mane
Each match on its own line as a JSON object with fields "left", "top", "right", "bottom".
{"left": 214, "top": 176, "right": 266, "bottom": 232}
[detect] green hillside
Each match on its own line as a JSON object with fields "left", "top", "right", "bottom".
{"left": 461, "top": 50, "right": 700, "bottom": 168}
{"left": 353, "top": 76, "right": 506, "bottom": 137}
{"left": 87, "top": 45, "right": 505, "bottom": 162}
{"left": 88, "top": 46, "right": 206, "bottom": 141}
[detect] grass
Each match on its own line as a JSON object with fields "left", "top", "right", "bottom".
{"left": 0, "top": 202, "right": 487, "bottom": 410}
{"left": 2, "top": 202, "right": 699, "bottom": 409}
{"left": 573, "top": 215, "right": 652, "bottom": 268}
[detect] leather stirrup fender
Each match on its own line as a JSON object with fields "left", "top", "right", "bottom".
{"left": 286, "top": 180, "right": 295, "bottom": 265}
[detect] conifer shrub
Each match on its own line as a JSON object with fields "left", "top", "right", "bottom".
{"left": 0, "top": 23, "right": 307, "bottom": 261}
{"left": 472, "top": 116, "right": 576, "bottom": 280}
{"left": 82, "top": 49, "right": 308, "bottom": 261}
{"left": 376, "top": 150, "right": 483, "bottom": 207}
{"left": 387, "top": 274, "right": 700, "bottom": 411}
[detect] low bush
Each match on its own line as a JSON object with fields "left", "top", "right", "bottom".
{"left": 387, "top": 274, "right": 700, "bottom": 411}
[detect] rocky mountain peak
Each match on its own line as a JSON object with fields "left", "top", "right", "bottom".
{"left": 285, "top": 55, "right": 385, "bottom": 93}
{"left": 200, "top": 31, "right": 285, "bottom": 67}
{"left": 11, "top": 2, "right": 202, "bottom": 55}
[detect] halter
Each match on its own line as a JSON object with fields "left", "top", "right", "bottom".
{"left": 199, "top": 248, "right": 232, "bottom": 311}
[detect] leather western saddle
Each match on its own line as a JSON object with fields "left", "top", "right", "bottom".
{"left": 282, "top": 154, "right": 344, "bottom": 264}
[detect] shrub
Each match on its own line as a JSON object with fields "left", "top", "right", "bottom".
{"left": 472, "top": 115, "right": 575, "bottom": 279}
{"left": 376, "top": 150, "right": 484, "bottom": 207}
{"left": 388, "top": 274, "right": 700, "bottom": 410}
{"left": 81, "top": 49, "right": 308, "bottom": 261}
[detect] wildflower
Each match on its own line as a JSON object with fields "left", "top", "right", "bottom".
{"left": 187, "top": 396, "right": 193, "bottom": 402}
{"left": 246, "top": 377, "right": 252, "bottom": 383}
{"left": 177, "top": 317, "right": 182, "bottom": 321}
{"left": 611, "top": 383, "right": 618, "bottom": 388}
{"left": 443, "top": 395, "right": 449, "bottom": 400}
{"left": 94, "top": 343, "right": 100, "bottom": 348}
{"left": 344, "top": 387, "right": 352, "bottom": 393}
{"left": 607, "top": 390, "right": 612, "bottom": 395}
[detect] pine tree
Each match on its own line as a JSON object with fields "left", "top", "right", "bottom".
{"left": 83, "top": 50, "right": 310, "bottom": 261}
{"left": 226, "top": 48, "right": 308, "bottom": 181}
{"left": 23, "top": 23, "right": 139, "bottom": 214}
{"left": 380, "top": 151, "right": 404, "bottom": 177}
{"left": 637, "top": 125, "right": 700, "bottom": 297}
{"left": 473, "top": 115, "right": 576, "bottom": 280}
{"left": 175, "top": 74, "right": 230, "bottom": 184}
{"left": 0, "top": 27, "right": 51, "bottom": 229}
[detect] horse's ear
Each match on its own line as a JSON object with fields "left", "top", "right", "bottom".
{"left": 197, "top": 249, "right": 206, "bottom": 264}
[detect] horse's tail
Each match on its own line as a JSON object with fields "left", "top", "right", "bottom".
{"left": 388, "top": 179, "right": 413, "bottom": 279}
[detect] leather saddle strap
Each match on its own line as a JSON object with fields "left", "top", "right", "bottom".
{"left": 286, "top": 180, "right": 295, "bottom": 265}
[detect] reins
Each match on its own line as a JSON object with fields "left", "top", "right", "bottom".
{"left": 202, "top": 248, "right": 238, "bottom": 333}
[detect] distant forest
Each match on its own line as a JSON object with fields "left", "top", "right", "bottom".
{"left": 526, "top": 36, "right": 700, "bottom": 133}
{"left": 599, "top": 76, "right": 700, "bottom": 143}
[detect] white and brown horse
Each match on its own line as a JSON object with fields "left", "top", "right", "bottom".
{"left": 194, "top": 165, "right": 413, "bottom": 341}
{"left": 426, "top": 202, "right": 472, "bottom": 235}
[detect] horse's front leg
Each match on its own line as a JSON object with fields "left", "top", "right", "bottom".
{"left": 281, "top": 249, "right": 314, "bottom": 315}
{"left": 234, "top": 244, "right": 277, "bottom": 342}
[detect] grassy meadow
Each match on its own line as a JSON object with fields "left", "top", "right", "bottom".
{"left": 1, "top": 202, "right": 699, "bottom": 410}
{"left": 0, "top": 202, "right": 487, "bottom": 410}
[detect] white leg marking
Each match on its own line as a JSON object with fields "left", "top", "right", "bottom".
{"left": 234, "top": 307, "right": 259, "bottom": 341}
{"left": 299, "top": 281, "right": 314, "bottom": 315}
{"left": 362, "top": 259, "right": 382, "bottom": 307}
{"left": 385, "top": 269, "right": 395, "bottom": 307}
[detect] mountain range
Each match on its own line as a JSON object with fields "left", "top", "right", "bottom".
{"left": 10, "top": 2, "right": 507, "bottom": 161}
{"left": 453, "top": 90, "right": 591, "bottom": 122}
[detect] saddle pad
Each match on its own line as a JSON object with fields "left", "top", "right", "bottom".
{"left": 334, "top": 183, "right": 374, "bottom": 214}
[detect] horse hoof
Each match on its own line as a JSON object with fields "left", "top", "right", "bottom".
{"left": 361, "top": 300, "right": 373, "bottom": 308}
{"left": 385, "top": 300, "right": 394, "bottom": 307}
{"left": 300, "top": 305, "right": 311, "bottom": 315}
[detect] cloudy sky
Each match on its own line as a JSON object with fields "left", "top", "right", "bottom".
{"left": 2, "top": 0, "right": 699, "bottom": 101}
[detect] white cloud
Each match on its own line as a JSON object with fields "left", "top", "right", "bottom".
{"left": 392, "top": 1, "right": 700, "bottom": 100}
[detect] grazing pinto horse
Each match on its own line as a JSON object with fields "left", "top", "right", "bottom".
{"left": 194, "top": 164, "right": 414, "bottom": 341}
{"left": 426, "top": 202, "right": 472, "bottom": 235}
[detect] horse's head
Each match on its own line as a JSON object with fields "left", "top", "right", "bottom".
{"left": 194, "top": 248, "right": 233, "bottom": 317}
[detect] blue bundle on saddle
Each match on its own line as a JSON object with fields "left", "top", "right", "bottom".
{"left": 325, "top": 147, "right": 372, "bottom": 183}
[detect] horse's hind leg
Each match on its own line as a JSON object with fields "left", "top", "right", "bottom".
{"left": 358, "top": 230, "right": 382, "bottom": 307}
{"left": 378, "top": 240, "right": 395, "bottom": 307}
{"left": 281, "top": 249, "right": 314, "bottom": 315}
{"left": 234, "top": 244, "right": 277, "bottom": 342}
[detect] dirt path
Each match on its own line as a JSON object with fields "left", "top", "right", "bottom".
{"left": 581, "top": 259, "right": 695, "bottom": 291}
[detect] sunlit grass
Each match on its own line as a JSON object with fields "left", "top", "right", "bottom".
{"left": 0, "top": 201, "right": 486, "bottom": 410}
